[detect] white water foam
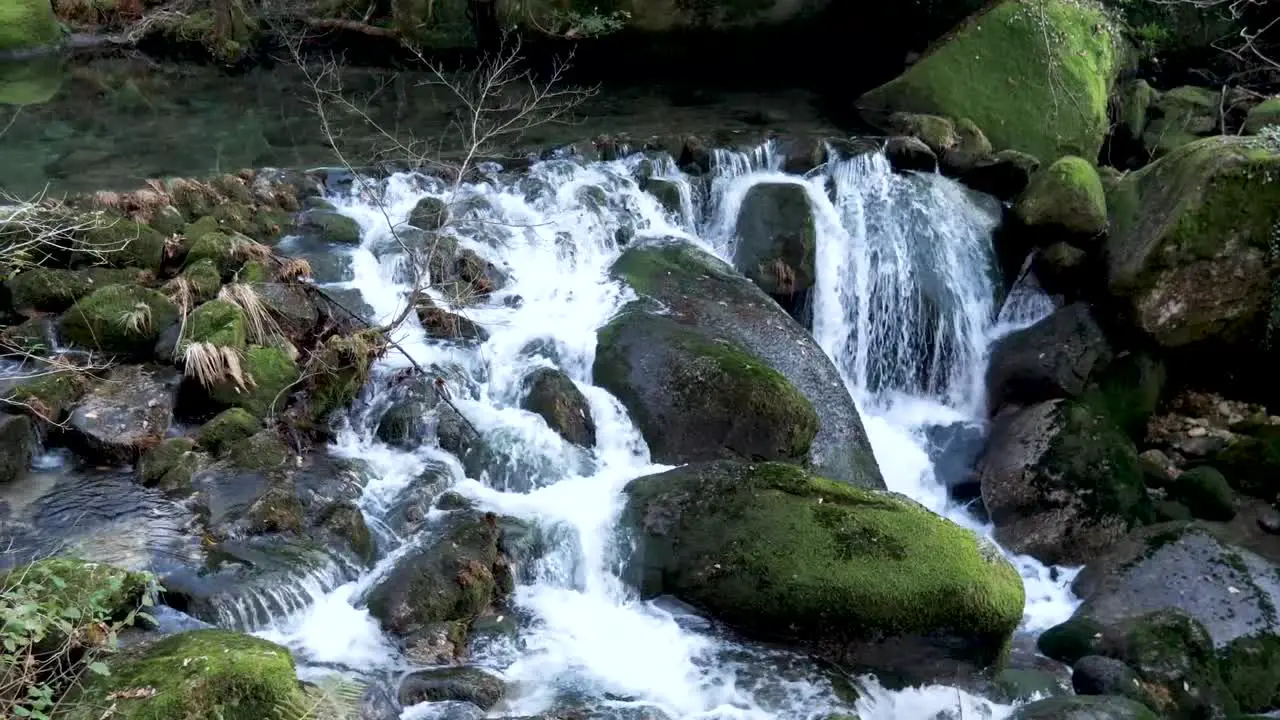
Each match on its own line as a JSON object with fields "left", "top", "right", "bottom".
{"left": 255, "top": 144, "right": 1077, "bottom": 719}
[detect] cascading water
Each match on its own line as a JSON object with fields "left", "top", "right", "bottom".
{"left": 255, "top": 142, "right": 1078, "bottom": 719}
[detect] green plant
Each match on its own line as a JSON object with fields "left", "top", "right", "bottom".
{"left": 0, "top": 559, "right": 160, "bottom": 719}
{"left": 276, "top": 674, "right": 366, "bottom": 720}
{"left": 539, "top": 7, "right": 629, "bottom": 38}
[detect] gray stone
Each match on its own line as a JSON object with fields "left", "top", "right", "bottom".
{"left": 67, "top": 365, "right": 179, "bottom": 465}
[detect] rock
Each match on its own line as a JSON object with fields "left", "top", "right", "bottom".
{"left": 0, "top": 371, "right": 91, "bottom": 427}
{"left": 884, "top": 135, "right": 937, "bottom": 173}
{"left": 992, "top": 667, "right": 1068, "bottom": 703}
{"left": 398, "top": 667, "right": 505, "bottom": 709}
{"left": 925, "top": 421, "right": 986, "bottom": 501}
{"left": 1080, "top": 352, "right": 1166, "bottom": 440}
{"left": 0, "top": 412, "right": 33, "bottom": 483}
{"left": 75, "top": 218, "right": 167, "bottom": 273}
{"left": 206, "top": 345, "right": 300, "bottom": 420}
{"left": 304, "top": 330, "right": 382, "bottom": 424}
{"left": 0, "top": 558, "right": 152, "bottom": 652}
{"left": 67, "top": 365, "right": 179, "bottom": 465}
{"left": 303, "top": 210, "right": 362, "bottom": 244}
{"left": 961, "top": 150, "right": 1041, "bottom": 200}
{"left": 138, "top": 437, "right": 203, "bottom": 493}
{"left": 1030, "top": 242, "right": 1090, "bottom": 298}
{"left": 1072, "top": 655, "right": 1152, "bottom": 707}
{"left": 887, "top": 112, "right": 959, "bottom": 157}
{"left": 59, "top": 285, "right": 179, "bottom": 357}
{"left": 639, "top": 176, "right": 685, "bottom": 217}
{"left": 1210, "top": 425, "right": 1280, "bottom": 502}
{"left": 317, "top": 499, "right": 374, "bottom": 564}
{"left": 1014, "top": 156, "right": 1108, "bottom": 238}
{"left": 409, "top": 196, "right": 449, "bottom": 231}
{"left": 520, "top": 368, "right": 595, "bottom": 447}
{"left": 366, "top": 511, "right": 503, "bottom": 636}
{"left": 417, "top": 300, "right": 488, "bottom": 341}
{"left": 1072, "top": 522, "right": 1280, "bottom": 650}
{"left": 859, "top": 0, "right": 1120, "bottom": 162}
{"left": 0, "top": 316, "right": 53, "bottom": 355}
{"left": 622, "top": 461, "right": 1024, "bottom": 684}
{"left": 939, "top": 117, "right": 992, "bottom": 174}
{"left": 1117, "top": 79, "right": 1159, "bottom": 144}
{"left": 601, "top": 240, "right": 883, "bottom": 488}
{"left": 986, "top": 303, "right": 1113, "bottom": 412}
{"left": 183, "top": 230, "right": 250, "bottom": 280}
{"left": 6, "top": 267, "right": 148, "bottom": 313}
{"left": 1219, "top": 631, "right": 1280, "bottom": 713}
{"left": 977, "top": 400, "right": 1149, "bottom": 565}
{"left": 1109, "top": 610, "right": 1238, "bottom": 719}
{"left": 180, "top": 299, "right": 248, "bottom": 352}
{"left": 1258, "top": 510, "right": 1280, "bottom": 536}
{"left": 60, "top": 630, "right": 304, "bottom": 720}
{"left": 1105, "top": 136, "right": 1280, "bottom": 353}
{"left": 1143, "top": 86, "right": 1219, "bottom": 157}
{"left": 1169, "top": 466, "right": 1235, "bottom": 520}
{"left": 197, "top": 407, "right": 262, "bottom": 456}
{"left": 0, "top": 0, "right": 60, "bottom": 53}
{"left": 1244, "top": 98, "right": 1280, "bottom": 134}
{"left": 252, "top": 282, "right": 321, "bottom": 340}
{"left": 731, "top": 182, "right": 816, "bottom": 301}
{"left": 1009, "top": 695, "right": 1158, "bottom": 719}
{"left": 180, "top": 259, "right": 223, "bottom": 304}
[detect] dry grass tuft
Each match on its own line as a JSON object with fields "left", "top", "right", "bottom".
{"left": 230, "top": 236, "right": 273, "bottom": 263}
{"left": 184, "top": 341, "right": 253, "bottom": 391}
{"left": 218, "top": 283, "right": 279, "bottom": 344}
{"left": 116, "top": 302, "right": 152, "bottom": 335}
{"left": 276, "top": 258, "right": 312, "bottom": 283}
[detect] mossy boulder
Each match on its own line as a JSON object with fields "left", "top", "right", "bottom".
{"left": 398, "top": 666, "right": 505, "bottom": 709}
{"left": 138, "top": 437, "right": 202, "bottom": 493}
{"left": 74, "top": 218, "right": 166, "bottom": 273}
{"left": 1105, "top": 136, "right": 1280, "bottom": 352}
{"left": 6, "top": 267, "right": 147, "bottom": 313}
{"left": 305, "top": 330, "right": 381, "bottom": 424}
{"left": 197, "top": 407, "right": 261, "bottom": 456}
{"left": 0, "top": 0, "right": 61, "bottom": 54}
{"left": 0, "top": 371, "right": 90, "bottom": 425}
{"left": 303, "top": 210, "right": 361, "bottom": 245}
{"left": 1009, "top": 695, "right": 1158, "bottom": 719}
{"left": 1220, "top": 632, "right": 1280, "bottom": 713}
{"left": 0, "top": 316, "right": 52, "bottom": 355}
{"left": 622, "top": 461, "right": 1024, "bottom": 684}
{"left": 1244, "top": 98, "right": 1280, "bottom": 135}
{"left": 0, "top": 412, "right": 33, "bottom": 484}
{"left": 1210, "top": 425, "right": 1280, "bottom": 502}
{"left": 986, "top": 302, "right": 1113, "bottom": 412}
{"left": 888, "top": 112, "right": 960, "bottom": 156}
{"left": 595, "top": 311, "right": 818, "bottom": 465}
{"left": 59, "top": 285, "right": 179, "bottom": 356}
{"left": 183, "top": 230, "right": 247, "bottom": 279}
{"left": 1142, "top": 85, "right": 1219, "bottom": 157}
{"left": 180, "top": 258, "right": 223, "bottom": 303}
{"left": 1110, "top": 610, "right": 1238, "bottom": 719}
{"left": 603, "top": 241, "right": 882, "bottom": 488}
{"left": 0, "top": 558, "right": 152, "bottom": 632}
{"left": 67, "top": 364, "right": 179, "bottom": 465}
{"left": 521, "top": 367, "right": 595, "bottom": 447}
{"left": 1014, "top": 156, "right": 1108, "bottom": 238}
{"left": 732, "top": 182, "right": 817, "bottom": 301}
{"left": 408, "top": 196, "right": 449, "bottom": 231}
{"left": 317, "top": 500, "right": 375, "bottom": 564}
{"left": 61, "top": 630, "right": 303, "bottom": 720}
{"left": 207, "top": 345, "right": 300, "bottom": 419}
{"left": 858, "top": 0, "right": 1122, "bottom": 162}
{"left": 640, "top": 176, "right": 685, "bottom": 217}
{"left": 180, "top": 299, "right": 247, "bottom": 351}
{"left": 977, "top": 399, "right": 1149, "bottom": 565}
{"left": 1169, "top": 466, "right": 1234, "bottom": 520}
{"left": 1080, "top": 351, "right": 1166, "bottom": 440}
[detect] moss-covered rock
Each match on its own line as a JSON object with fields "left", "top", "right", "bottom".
{"left": 1, "top": 371, "right": 90, "bottom": 425}
{"left": 6, "top": 267, "right": 147, "bottom": 313}
{"left": 888, "top": 112, "right": 960, "bottom": 156}
{"left": 1, "top": 558, "right": 152, "bottom": 631}
{"left": 1015, "top": 156, "right": 1108, "bottom": 237}
{"left": 1039, "top": 615, "right": 1109, "bottom": 663}
{"left": 183, "top": 230, "right": 247, "bottom": 279}
{"left": 237, "top": 259, "right": 268, "bottom": 284}
{"left": 208, "top": 345, "right": 299, "bottom": 419}
{"left": 1009, "top": 695, "right": 1158, "bottom": 719}
{"left": 1220, "top": 632, "right": 1280, "bottom": 713}
{"left": 521, "top": 367, "right": 596, "bottom": 447}
{"left": 1244, "top": 98, "right": 1280, "bottom": 135}
{"left": 181, "top": 299, "right": 247, "bottom": 351}
{"left": 1080, "top": 351, "right": 1166, "bottom": 440}
{"left": 977, "top": 399, "right": 1149, "bottom": 565}
{"left": 245, "top": 482, "right": 304, "bottom": 534}
{"left": 179, "top": 258, "right": 222, "bottom": 303}
{"left": 61, "top": 630, "right": 303, "bottom": 720}
{"left": 0, "top": 0, "right": 61, "bottom": 54}
{"left": 1118, "top": 79, "right": 1159, "bottom": 143}
{"left": 59, "top": 285, "right": 178, "bottom": 356}
{"left": 1105, "top": 135, "right": 1280, "bottom": 351}
{"left": 73, "top": 217, "right": 165, "bottom": 273}
{"left": 858, "top": 0, "right": 1122, "bottom": 162}
{"left": 595, "top": 311, "right": 818, "bottom": 465}
{"left": 197, "top": 407, "right": 261, "bottom": 456}
{"left": 1169, "top": 466, "right": 1234, "bottom": 520}
{"left": 0, "top": 412, "right": 33, "bottom": 484}
{"left": 1142, "top": 85, "right": 1219, "bottom": 157}
{"left": 0, "top": 316, "right": 52, "bottom": 355}
{"left": 408, "top": 196, "right": 449, "bottom": 231}
{"left": 623, "top": 460, "right": 1024, "bottom": 683}
{"left": 731, "top": 182, "right": 816, "bottom": 300}
{"left": 317, "top": 500, "right": 374, "bottom": 564}
{"left": 303, "top": 210, "right": 361, "bottom": 245}
{"left": 305, "top": 330, "right": 381, "bottom": 424}
{"left": 961, "top": 149, "right": 1042, "bottom": 199}
{"left": 138, "top": 437, "right": 202, "bottom": 493}
{"left": 1071, "top": 655, "right": 1154, "bottom": 708}
{"left": 225, "top": 428, "right": 291, "bottom": 472}
{"left": 1113, "top": 609, "right": 1238, "bottom": 719}
{"left": 398, "top": 666, "right": 505, "bottom": 709}
{"left": 1211, "top": 425, "right": 1280, "bottom": 502}
{"left": 941, "top": 117, "right": 993, "bottom": 173}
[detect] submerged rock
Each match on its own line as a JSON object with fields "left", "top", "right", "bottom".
{"left": 66, "top": 365, "right": 180, "bottom": 466}
{"left": 622, "top": 461, "right": 1024, "bottom": 685}
{"left": 520, "top": 367, "right": 595, "bottom": 447}
{"left": 977, "top": 399, "right": 1149, "bottom": 565}
{"left": 398, "top": 666, "right": 505, "bottom": 709}
{"left": 601, "top": 240, "right": 883, "bottom": 488}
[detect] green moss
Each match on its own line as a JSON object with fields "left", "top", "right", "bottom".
{"left": 1122, "top": 609, "right": 1239, "bottom": 718}
{"left": 61, "top": 630, "right": 302, "bottom": 720}
{"left": 409, "top": 197, "right": 449, "bottom": 231}
{"left": 305, "top": 210, "right": 362, "bottom": 245}
{"left": 209, "top": 345, "right": 299, "bottom": 419}
{"left": 1, "top": 317, "right": 51, "bottom": 355}
{"left": 197, "top": 407, "right": 261, "bottom": 456}
{"left": 1038, "top": 401, "right": 1150, "bottom": 524}
{"left": 180, "top": 258, "right": 222, "bottom": 303}
{"left": 318, "top": 500, "right": 375, "bottom": 563}
{"left": 226, "top": 429, "right": 290, "bottom": 472}
{"left": 1143, "top": 86, "right": 1219, "bottom": 157}
{"left": 58, "top": 285, "right": 179, "bottom": 355}
{"left": 1015, "top": 156, "right": 1108, "bottom": 235}
{"left": 1, "top": 557, "right": 153, "bottom": 626}
{"left": 210, "top": 202, "right": 255, "bottom": 237}
{"left": 237, "top": 260, "right": 268, "bottom": 284}
{"left": 246, "top": 482, "right": 304, "bottom": 534}
{"left": 6, "top": 267, "right": 146, "bottom": 312}
{"left": 1220, "top": 633, "right": 1280, "bottom": 713}
{"left": 624, "top": 462, "right": 1024, "bottom": 659}
{"left": 0, "top": 54, "right": 62, "bottom": 106}
{"left": 306, "top": 331, "right": 381, "bottom": 423}
{"left": 183, "top": 231, "right": 244, "bottom": 279}
{"left": 0, "top": 0, "right": 61, "bottom": 52}
{"left": 1081, "top": 352, "right": 1165, "bottom": 439}
{"left": 76, "top": 218, "right": 166, "bottom": 273}
{"left": 1170, "top": 466, "right": 1234, "bottom": 521}
{"left": 1212, "top": 425, "right": 1280, "bottom": 501}
{"left": 138, "top": 437, "right": 201, "bottom": 493}
{"left": 1, "top": 371, "right": 90, "bottom": 423}
{"left": 251, "top": 209, "right": 293, "bottom": 245}
{"left": 1245, "top": 98, "right": 1280, "bottom": 135}
{"left": 181, "top": 299, "right": 247, "bottom": 351}
{"left": 183, "top": 215, "right": 220, "bottom": 242}
{"left": 858, "top": 0, "right": 1121, "bottom": 162}
{"left": 1120, "top": 79, "right": 1158, "bottom": 140}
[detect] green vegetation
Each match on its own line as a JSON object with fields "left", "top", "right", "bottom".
{"left": 58, "top": 285, "right": 179, "bottom": 356}
{"left": 137, "top": 437, "right": 202, "bottom": 493}
{"left": 0, "top": 0, "right": 61, "bottom": 53}
{"left": 209, "top": 345, "right": 299, "bottom": 419}
{"left": 1015, "top": 156, "right": 1107, "bottom": 235}
{"left": 198, "top": 407, "right": 261, "bottom": 456}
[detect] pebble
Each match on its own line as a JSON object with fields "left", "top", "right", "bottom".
{"left": 1259, "top": 511, "right": 1280, "bottom": 536}
{"left": 1187, "top": 426, "right": 1208, "bottom": 438}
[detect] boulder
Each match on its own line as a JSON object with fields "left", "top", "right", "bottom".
{"left": 1244, "top": 98, "right": 1280, "bottom": 134}
{"left": 1168, "top": 466, "right": 1234, "bottom": 521}
{"left": 303, "top": 330, "right": 381, "bottom": 424}
{"left": 622, "top": 461, "right": 1024, "bottom": 684}
{"left": 302, "top": 209, "right": 362, "bottom": 245}
{"left": 600, "top": 240, "right": 883, "bottom": 488}
{"left": 138, "top": 437, "right": 203, "bottom": 493}
{"left": 939, "top": 117, "right": 992, "bottom": 174}
{"left": 201, "top": 344, "right": 300, "bottom": 420}
{"left": 858, "top": 0, "right": 1121, "bottom": 162}
{"left": 1219, "top": 631, "right": 1280, "bottom": 713}
{"left": 60, "top": 630, "right": 304, "bottom": 720}
{"left": 59, "top": 285, "right": 179, "bottom": 357}
{"left": 197, "top": 407, "right": 261, "bottom": 456}
{"left": 1072, "top": 655, "right": 1152, "bottom": 707}
{"left": 884, "top": 135, "right": 938, "bottom": 173}
{"left": 417, "top": 300, "right": 488, "bottom": 341}
{"left": 6, "top": 267, "right": 148, "bottom": 313}
{"left": 1105, "top": 136, "right": 1280, "bottom": 353}
{"left": 183, "top": 230, "right": 251, "bottom": 280}
{"left": 0, "top": 0, "right": 60, "bottom": 53}
{"left": 408, "top": 196, "right": 449, "bottom": 231}
{"left": 0, "top": 371, "right": 91, "bottom": 427}
{"left": 732, "top": 182, "right": 816, "bottom": 303}
{"left": 1209, "top": 424, "right": 1280, "bottom": 502}
{"left": 398, "top": 667, "right": 505, "bottom": 709}
{"left": 67, "top": 364, "right": 179, "bottom": 465}
{"left": 639, "top": 176, "right": 685, "bottom": 217}
{"left": 1142, "top": 86, "right": 1219, "bottom": 157}
{"left": 0, "top": 412, "right": 33, "bottom": 483}
{"left": 179, "top": 259, "right": 223, "bottom": 303}
{"left": 1117, "top": 79, "right": 1159, "bottom": 145}
{"left": 1008, "top": 695, "right": 1159, "bottom": 719}
{"left": 986, "top": 303, "right": 1114, "bottom": 412}
{"left": 74, "top": 218, "right": 166, "bottom": 273}
{"left": 1014, "top": 156, "right": 1108, "bottom": 238}
{"left": 180, "top": 299, "right": 248, "bottom": 352}
{"left": 252, "top": 282, "right": 322, "bottom": 340}
{"left": 1079, "top": 351, "right": 1166, "bottom": 440}
{"left": 961, "top": 149, "right": 1041, "bottom": 200}
{"left": 977, "top": 399, "right": 1149, "bottom": 565}
{"left": 520, "top": 367, "right": 595, "bottom": 447}
{"left": 887, "top": 112, "right": 960, "bottom": 157}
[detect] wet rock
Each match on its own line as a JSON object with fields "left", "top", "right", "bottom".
{"left": 0, "top": 317, "right": 54, "bottom": 356}
{"left": 1169, "top": 466, "right": 1235, "bottom": 521}
{"left": 925, "top": 421, "right": 985, "bottom": 501}
{"left": 1219, "top": 631, "right": 1280, "bottom": 713}
{"left": 1258, "top": 510, "right": 1280, "bottom": 535}
{"left": 0, "top": 372, "right": 92, "bottom": 430}
{"left": 409, "top": 196, "right": 449, "bottom": 231}
{"left": 252, "top": 282, "right": 322, "bottom": 340}
{"left": 1071, "top": 655, "right": 1151, "bottom": 706}
{"left": 1014, "top": 156, "right": 1108, "bottom": 239}
{"left": 138, "top": 437, "right": 203, "bottom": 494}
{"left": 58, "top": 285, "right": 179, "bottom": 358}
{"left": 731, "top": 182, "right": 816, "bottom": 301}
{"left": 1210, "top": 425, "right": 1280, "bottom": 502}
{"left": 622, "top": 461, "right": 1023, "bottom": 685}
{"left": 1081, "top": 352, "right": 1165, "bottom": 441}
{"left": 67, "top": 365, "right": 179, "bottom": 466}
{"left": 417, "top": 299, "right": 488, "bottom": 342}
{"left": 600, "top": 240, "right": 883, "bottom": 489}
{"left": 1142, "top": 86, "right": 1219, "bottom": 157}
{"left": 884, "top": 135, "right": 937, "bottom": 173}
{"left": 977, "top": 400, "right": 1149, "bottom": 565}
{"left": 986, "top": 303, "right": 1113, "bottom": 413}
{"left": 0, "top": 413, "right": 34, "bottom": 484}
{"left": 961, "top": 150, "right": 1041, "bottom": 200}
{"left": 303, "top": 210, "right": 362, "bottom": 244}
{"left": 1009, "top": 695, "right": 1158, "bottom": 719}
{"left": 197, "top": 408, "right": 262, "bottom": 456}
{"left": 639, "top": 176, "right": 684, "bottom": 217}
{"left": 1030, "top": 242, "right": 1089, "bottom": 298}
{"left": 520, "top": 368, "right": 595, "bottom": 447}
{"left": 398, "top": 666, "right": 505, "bottom": 709}
{"left": 939, "top": 118, "right": 992, "bottom": 174}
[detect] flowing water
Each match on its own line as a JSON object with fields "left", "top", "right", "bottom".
{"left": 252, "top": 142, "right": 1078, "bottom": 719}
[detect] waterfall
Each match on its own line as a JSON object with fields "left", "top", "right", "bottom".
{"left": 253, "top": 144, "right": 1077, "bottom": 719}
